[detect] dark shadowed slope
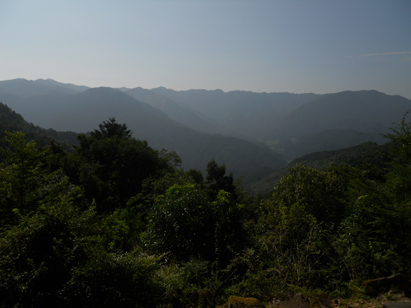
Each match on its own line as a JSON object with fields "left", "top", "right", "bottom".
{"left": 0, "top": 102, "right": 78, "bottom": 152}
{"left": 273, "top": 128, "right": 389, "bottom": 161}
{"left": 246, "top": 140, "right": 394, "bottom": 195}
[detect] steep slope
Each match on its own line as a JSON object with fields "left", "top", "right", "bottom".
{"left": 0, "top": 102, "right": 78, "bottom": 152}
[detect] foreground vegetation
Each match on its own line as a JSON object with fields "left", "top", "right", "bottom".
{"left": 0, "top": 114, "right": 410, "bottom": 307}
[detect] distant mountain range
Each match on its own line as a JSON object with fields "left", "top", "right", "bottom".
{"left": 0, "top": 79, "right": 286, "bottom": 176}
{"left": 0, "top": 78, "right": 89, "bottom": 97}
{"left": 268, "top": 90, "right": 409, "bottom": 137}
{"left": 140, "top": 87, "right": 319, "bottom": 140}
{"left": 1, "top": 78, "right": 410, "bottom": 184}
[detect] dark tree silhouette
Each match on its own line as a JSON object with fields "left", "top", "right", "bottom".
{"left": 90, "top": 117, "right": 132, "bottom": 139}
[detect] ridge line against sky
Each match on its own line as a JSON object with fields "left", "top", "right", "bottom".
{"left": 1, "top": 0, "right": 410, "bottom": 99}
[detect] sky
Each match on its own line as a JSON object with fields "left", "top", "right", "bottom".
{"left": 1, "top": 0, "right": 410, "bottom": 98}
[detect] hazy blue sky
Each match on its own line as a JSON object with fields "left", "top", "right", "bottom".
{"left": 1, "top": 0, "right": 410, "bottom": 98}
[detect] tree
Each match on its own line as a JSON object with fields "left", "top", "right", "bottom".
{"left": 0, "top": 201, "right": 93, "bottom": 307}
{"left": 144, "top": 184, "right": 245, "bottom": 266}
{"left": 144, "top": 184, "right": 211, "bottom": 262}
{"left": 64, "top": 119, "right": 174, "bottom": 213}
{"left": 251, "top": 164, "right": 354, "bottom": 290}
{"left": 205, "top": 159, "right": 236, "bottom": 200}
{"left": 90, "top": 117, "right": 132, "bottom": 140}
{"left": 0, "top": 132, "right": 77, "bottom": 229}
{"left": 0, "top": 197, "right": 166, "bottom": 307}
{"left": 271, "top": 164, "right": 348, "bottom": 226}
{"left": 384, "top": 110, "right": 411, "bottom": 203}
{"left": 381, "top": 110, "right": 411, "bottom": 268}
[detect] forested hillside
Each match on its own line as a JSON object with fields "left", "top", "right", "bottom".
{"left": 265, "top": 90, "right": 411, "bottom": 159}
{"left": 0, "top": 102, "right": 78, "bottom": 152}
{"left": 246, "top": 140, "right": 394, "bottom": 195}
{"left": 1, "top": 112, "right": 410, "bottom": 307}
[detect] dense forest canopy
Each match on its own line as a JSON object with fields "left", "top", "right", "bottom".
{"left": 0, "top": 111, "right": 410, "bottom": 307}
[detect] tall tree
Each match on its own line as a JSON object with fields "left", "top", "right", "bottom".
{"left": 205, "top": 159, "right": 236, "bottom": 200}
{"left": 90, "top": 117, "right": 132, "bottom": 140}
{"left": 65, "top": 119, "right": 174, "bottom": 213}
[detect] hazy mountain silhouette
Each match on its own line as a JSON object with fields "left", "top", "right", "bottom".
{"left": 125, "top": 87, "right": 230, "bottom": 136}
{"left": 262, "top": 90, "right": 411, "bottom": 160}
{"left": 268, "top": 90, "right": 411, "bottom": 139}
{"left": 150, "top": 87, "right": 320, "bottom": 139}
{"left": 0, "top": 78, "right": 89, "bottom": 97}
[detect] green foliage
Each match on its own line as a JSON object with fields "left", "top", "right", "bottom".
{"left": 90, "top": 117, "right": 132, "bottom": 140}
{"left": 167, "top": 259, "right": 228, "bottom": 308}
{"left": 0, "top": 102, "right": 77, "bottom": 153}
{"left": 186, "top": 168, "right": 204, "bottom": 185}
{"left": 205, "top": 159, "right": 236, "bottom": 200}
{"left": 271, "top": 164, "right": 348, "bottom": 226}
{"left": 64, "top": 119, "right": 174, "bottom": 213}
{"left": 143, "top": 184, "right": 212, "bottom": 262}
{"left": 144, "top": 183, "right": 245, "bottom": 266}
{"left": 328, "top": 111, "right": 411, "bottom": 285}
{"left": 0, "top": 183, "right": 168, "bottom": 307}
{"left": 0, "top": 131, "right": 78, "bottom": 229}
{"left": 137, "top": 168, "right": 197, "bottom": 222}
{"left": 0, "top": 201, "right": 95, "bottom": 307}
{"left": 380, "top": 110, "right": 411, "bottom": 268}
{"left": 384, "top": 110, "right": 411, "bottom": 202}
{"left": 1, "top": 112, "right": 411, "bottom": 306}
{"left": 289, "top": 141, "right": 392, "bottom": 171}
{"left": 65, "top": 249, "right": 165, "bottom": 308}
{"left": 0, "top": 202, "right": 167, "bottom": 307}
{"left": 258, "top": 200, "right": 328, "bottom": 288}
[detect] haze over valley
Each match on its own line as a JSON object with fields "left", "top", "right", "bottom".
{"left": 1, "top": 78, "right": 410, "bottom": 191}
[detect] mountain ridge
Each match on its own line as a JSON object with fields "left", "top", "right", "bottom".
{"left": 1, "top": 78, "right": 409, "bottom": 184}
{"left": 0, "top": 83, "right": 287, "bottom": 175}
